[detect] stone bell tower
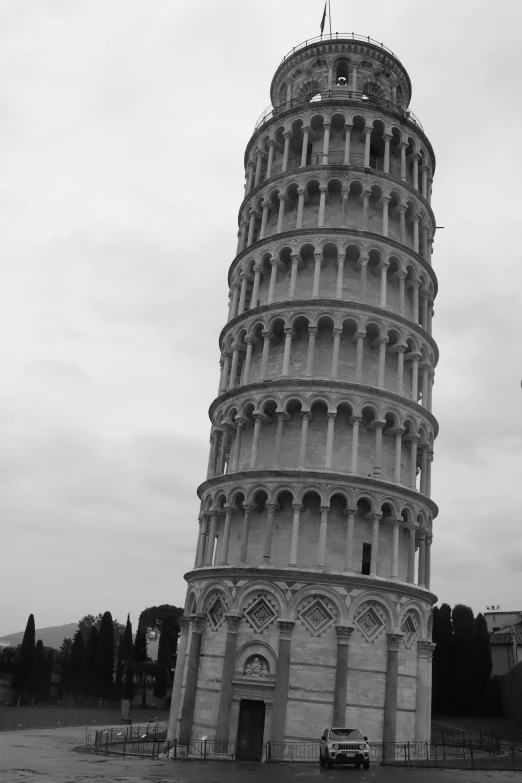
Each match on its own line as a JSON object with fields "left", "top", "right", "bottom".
{"left": 169, "top": 33, "right": 438, "bottom": 757}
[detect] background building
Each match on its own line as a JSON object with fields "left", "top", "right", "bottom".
{"left": 169, "top": 32, "right": 439, "bottom": 758}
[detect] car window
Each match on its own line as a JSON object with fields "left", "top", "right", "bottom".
{"left": 330, "top": 729, "right": 363, "bottom": 739}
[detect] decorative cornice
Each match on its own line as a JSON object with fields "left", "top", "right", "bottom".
{"left": 208, "top": 377, "right": 439, "bottom": 437}
{"left": 236, "top": 161, "right": 436, "bottom": 231}
{"left": 196, "top": 467, "right": 439, "bottom": 516}
{"left": 184, "top": 564, "right": 438, "bottom": 607}
{"left": 228, "top": 227, "right": 438, "bottom": 294}
{"left": 219, "top": 297, "right": 439, "bottom": 360}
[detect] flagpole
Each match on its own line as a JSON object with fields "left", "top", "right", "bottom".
{"left": 328, "top": 0, "right": 332, "bottom": 38}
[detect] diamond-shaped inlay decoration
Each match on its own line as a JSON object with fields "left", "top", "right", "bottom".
{"left": 244, "top": 596, "right": 277, "bottom": 633}
{"left": 299, "top": 598, "right": 334, "bottom": 637}
{"left": 356, "top": 605, "right": 386, "bottom": 642}
{"left": 207, "top": 596, "right": 226, "bottom": 631}
{"left": 401, "top": 613, "right": 418, "bottom": 649}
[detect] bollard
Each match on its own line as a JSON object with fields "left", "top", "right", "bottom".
{"left": 123, "top": 737, "right": 126, "bottom": 758}
{"left": 407, "top": 741, "right": 410, "bottom": 763}
{"left": 404, "top": 744, "right": 407, "bottom": 764}
{"left": 470, "top": 740, "right": 474, "bottom": 769}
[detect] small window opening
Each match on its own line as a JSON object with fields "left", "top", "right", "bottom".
{"left": 362, "top": 543, "right": 371, "bottom": 575}
{"left": 336, "top": 60, "right": 350, "bottom": 86}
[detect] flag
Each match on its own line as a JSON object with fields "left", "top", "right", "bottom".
{"left": 320, "top": 2, "right": 327, "bottom": 34}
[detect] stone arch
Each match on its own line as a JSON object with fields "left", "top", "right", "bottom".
{"left": 235, "top": 640, "right": 278, "bottom": 676}
{"left": 235, "top": 580, "right": 288, "bottom": 618}
{"left": 399, "top": 601, "right": 428, "bottom": 639}
{"left": 288, "top": 584, "right": 348, "bottom": 625}
{"left": 199, "top": 581, "right": 233, "bottom": 613}
{"left": 348, "top": 591, "right": 399, "bottom": 631}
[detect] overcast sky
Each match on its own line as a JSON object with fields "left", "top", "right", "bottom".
{"left": 1, "top": 0, "right": 521, "bottom": 639}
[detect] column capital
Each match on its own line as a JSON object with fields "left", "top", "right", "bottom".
{"left": 292, "top": 503, "right": 303, "bottom": 513}
{"left": 412, "top": 213, "right": 421, "bottom": 224}
{"left": 282, "top": 130, "right": 292, "bottom": 139}
{"left": 242, "top": 504, "right": 254, "bottom": 514}
{"left": 417, "top": 640, "right": 436, "bottom": 659}
{"left": 277, "top": 620, "right": 295, "bottom": 639}
{"left": 378, "top": 260, "right": 390, "bottom": 271}
{"left": 355, "top": 330, "right": 366, "bottom": 340}
{"left": 266, "top": 503, "right": 276, "bottom": 513}
{"left": 405, "top": 434, "right": 420, "bottom": 444}
{"left": 179, "top": 616, "right": 191, "bottom": 635}
{"left": 270, "top": 257, "right": 279, "bottom": 267}
{"left": 262, "top": 330, "right": 272, "bottom": 340}
{"left": 386, "top": 633, "right": 404, "bottom": 651}
{"left": 381, "top": 195, "right": 391, "bottom": 205}
{"left": 335, "top": 625, "right": 354, "bottom": 645}
{"left": 278, "top": 193, "right": 288, "bottom": 202}
{"left": 382, "top": 133, "right": 392, "bottom": 142}
{"left": 319, "top": 185, "right": 327, "bottom": 193}
{"left": 397, "top": 204, "right": 407, "bottom": 214}
{"left": 399, "top": 141, "right": 408, "bottom": 149}
{"left": 284, "top": 327, "right": 295, "bottom": 337}
{"left": 397, "top": 269, "right": 408, "bottom": 280}
{"left": 235, "top": 417, "right": 246, "bottom": 429}
{"left": 276, "top": 411, "right": 286, "bottom": 422}
{"left": 190, "top": 614, "right": 206, "bottom": 633}
{"left": 363, "top": 126, "right": 373, "bottom": 135}
{"left": 297, "top": 186, "right": 305, "bottom": 195}
{"left": 225, "top": 614, "right": 242, "bottom": 634}
{"left": 308, "top": 326, "right": 318, "bottom": 336}
{"left": 314, "top": 251, "right": 323, "bottom": 261}
{"left": 332, "top": 327, "right": 343, "bottom": 336}
{"left": 327, "top": 412, "right": 337, "bottom": 422}
{"left": 301, "top": 411, "right": 311, "bottom": 421}
{"left": 320, "top": 505, "right": 330, "bottom": 514}
{"left": 244, "top": 335, "right": 255, "bottom": 345}
{"left": 350, "top": 415, "right": 362, "bottom": 425}
{"left": 253, "top": 263, "right": 263, "bottom": 274}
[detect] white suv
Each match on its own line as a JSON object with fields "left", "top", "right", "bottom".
{"left": 319, "top": 727, "right": 370, "bottom": 769}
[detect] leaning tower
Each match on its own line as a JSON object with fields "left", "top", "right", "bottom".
{"left": 169, "top": 33, "right": 438, "bottom": 760}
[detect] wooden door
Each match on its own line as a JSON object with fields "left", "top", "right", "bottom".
{"left": 236, "top": 699, "right": 266, "bottom": 761}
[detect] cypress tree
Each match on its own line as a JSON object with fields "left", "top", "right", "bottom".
{"left": 26, "top": 640, "right": 49, "bottom": 705}
{"left": 122, "top": 616, "right": 134, "bottom": 701}
{"left": 84, "top": 626, "right": 98, "bottom": 700}
{"left": 134, "top": 624, "right": 149, "bottom": 707}
{"left": 432, "top": 603, "right": 454, "bottom": 715}
{"left": 475, "top": 612, "right": 493, "bottom": 712}
{"left": 113, "top": 635, "right": 123, "bottom": 702}
{"left": 68, "top": 630, "right": 86, "bottom": 699}
{"left": 11, "top": 613, "right": 36, "bottom": 705}
{"left": 452, "top": 604, "right": 478, "bottom": 713}
{"left": 94, "top": 611, "right": 114, "bottom": 706}
{"left": 121, "top": 614, "right": 133, "bottom": 665}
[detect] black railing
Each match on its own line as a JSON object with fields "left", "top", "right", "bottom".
{"left": 278, "top": 33, "right": 401, "bottom": 65}
{"left": 268, "top": 151, "right": 412, "bottom": 185}
{"left": 254, "top": 90, "right": 423, "bottom": 133}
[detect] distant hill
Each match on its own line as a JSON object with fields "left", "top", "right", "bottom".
{"left": 0, "top": 623, "right": 78, "bottom": 650}
{"left": 0, "top": 623, "right": 159, "bottom": 660}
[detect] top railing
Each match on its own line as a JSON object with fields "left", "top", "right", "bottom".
{"left": 253, "top": 90, "right": 423, "bottom": 133}
{"left": 279, "top": 33, "right": 402, "bottom": 66}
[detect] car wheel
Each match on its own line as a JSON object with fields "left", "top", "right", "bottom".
{"left": 326, "top": 759, "right": 333, "bottom": 769}
{"left": 363, "top": 760, "right": 370, "bottom": 770}
{"left": 319, "top": 753, "right": 325, "bottom": 767}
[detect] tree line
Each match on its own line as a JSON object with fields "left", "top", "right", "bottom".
{"left": 1, "top": 604, "right": 183, "bottom": 707}
{"left": 432, "top": 603, "right": 498, "bottom": 716}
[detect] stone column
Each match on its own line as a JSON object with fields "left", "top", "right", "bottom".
{"left": 247, "top": 211, "right": 256, "bottom": 247}
{"left": 372, "top": 421, "right": 384, "bottom": 478}
{"left": 417, "top": 530, "right": 426, "bottom": 587}
{"left": 306, "top": 326, "right": 317, "bottom": 376}
{"left": 399, "top": 142, "right": 407, "bottom": 181}
{"left": 217, "top": 427, "right": 231, "bottom": 475}
{"left": 296, "top": 189, "right": 305, "bottom": 228}
{"left": 277, "top": 194, "right": 286, "bottom": 232}
{"left": 383, "top": 134, "right": 391, "bottom": 174}
{"left": 411, "top": 280, "right": 420, "bottom": 323}
{"left": 426, "top": 451, "right": 433, "bottom": 497}
{"left": 312, "top": 252, "right": 322, "bottom": 297}
{"left": 397, "top": 345, "right": 405, "bottom": 394}
{"left": 205, "top": 511, "right": 218, "bottom": 565}
{"left": 266, "top": 141, "right": 275, "bottom": 178}
{"left": 271, "top": 621, "right": 295, "bottom": 744}
{"left": 398, "top": 206, "right": 406, "bottom": 244}
{"left": 421, "top": 363, "right": 429, "bottom": 407}
{"left": 298, "top": 411, "right": 310, "bottom": 468}
{"left": 382, "top": 197, "right": 390, "bottom": 238}
{"left": 336, "top": 255, "right": 345, "bottom": 298}
{"left": 196, "top": 516, "right": 208, "bottom": 568}
{"left": 289, "top": 254, "right": 299, "bottom": 297}
{"left": 415, "top": 641, "right": 434, "bottom": 741}
{"left": 238, "top": 504, "right": 253, "bottom": 563}
{"left": 215, "top": 615, "right": 242, "bottom": 746}
{"left": 230, "top": 283, "right": 240, "bottom": 319}
{"left": 322, "top": 122, "right": 331, "bottom": 164}
{"left": 324, "top": 412, "right": 336, "bottom": 469}
{"left": 330, "top": 328, "right": 342, "bottom": 378}
{"left": 333, "top": 626, "right": 354, "bottom": 725}
{"left": 407, "top": 524, "right": 416, "bottom": 583}
{"left": 250, "top": 413, "right": 262, "bottom": 468}
{"left": 251, "top": 265, "right": 262, "bottom": 307}
{"left": 370, "top": 513, "right": 381, "bottom": 576}
{"left": 394, "top": 428, "right": 404, "bottom": 483}
{"left": 419, "top": 446, "right": 428, "bottom": 494}
{"left": 413, "top": 215, "right": 420, "bottom": 253}
{"left": 282, "top": 131, "right": 291, "bottom": 172}
{"left": 260, "top": 201, "right": 269, "bottom": 239}
{"left": 411, "top": 354, "right": 419, "bottom": 401}
{"left": 412, "top": 153, "right": 420, "bottom": 190}
{"left": 409, "top": 436, "right": 419, "bottom": 490}
{"left": 425, "top": 535, "right": 432, "bottom": 589}
{"left": 230, "top": 418, "right": 245, "bottom": 472}
{"left": 219, "top": 505, "right": 233, "bottom": 565}
{"left": 166, "top": 617, "right": 191, "bottom": 742}
{"left": 343, "top": 124, "right": 352, "bottom": 164}
{"left": 341, "top": 190, "right": 349, "bottom": 226}
{"left": 263, "top": 503, "right": 276, "bottom": 563}
{"left": 355, "top": 331, "right": 365, "bottom": 381}
{"left": 260, "top": 331, "right": 271, "bottom": 379}
{"left": 242, "top": 337, "right": 254, "bottom": 384}
{"left": 245, "top": 161, "right": 255, "bottom": 193}
{"left": 254, "top": 151, "right": 263, "bottom": 187}
{"left": 421, "top": 165, "right": 428, "bottom": 199}
{"left": 363, "top": 126, "right": 372, "bottom": 167}
{"left": 421, "top": 228, "right": 429, "bottom": 261}
{"left": 238, "top": 221, "right": 248, "bottom": 253}
{"left": 350, "top": 416, "right": 361, "bottom": 474}
{"left": 289, "top": 504, "right": 302, "bottom": 566}
{"left": 318, "top": 186, "right": 327, "bottom": 227}
{"left": 383, "top": 633, "right": 403, "bottom": 743}
{"left": 317, "top": 505, "right": 329, "bottom": 567}
{"left": 359, "top": 257, "right": 368, "bottom": 301}
{"left": 228, "top": 345, "right": 239, "bottom": 390}
{"left": 207, "top": 432, "right": 217, "bottom": 479}
{"left": 391, "top": 519, "right": 400, "bottom": 579}
{"left": 179, "top": 614, "right": 205, "bottom": 743}
{"left": 344, "top": 509, "right": 356, "bottom": 570}
{"left": 351, "top": 65, "right": 357, "bottom": 91}
{"left": 377, "top": 337, "right": 387, "bottom": 388}
{"left": 398, "top": 271, "right": 406, "bottom": 316}
{"left": 273, "top": 411, "right": 285, "bottom": 468}
{"left": 268, "top": 258, "right": 279, "bottom": 303}
{"left": 362, "top": 189, "right": 370, "bottom": 230}
{"left": 281, "top": 328, "right": 294, "bottom": 377}
{"left": 300, "top": 127, "right": 309, "bottom": 167}
{"left": 379, "top": 261, "right": 389, "bottom": 307}
{"left": 428, "top": 371, "right": 434, "bottom": 412}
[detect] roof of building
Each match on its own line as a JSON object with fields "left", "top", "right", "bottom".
{"left": 490, "top": 624, "right": 522, "bottom": 645}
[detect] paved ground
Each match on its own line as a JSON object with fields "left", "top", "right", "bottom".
{"left": 2, "top": 727, "right": 522, "bottom": 782}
